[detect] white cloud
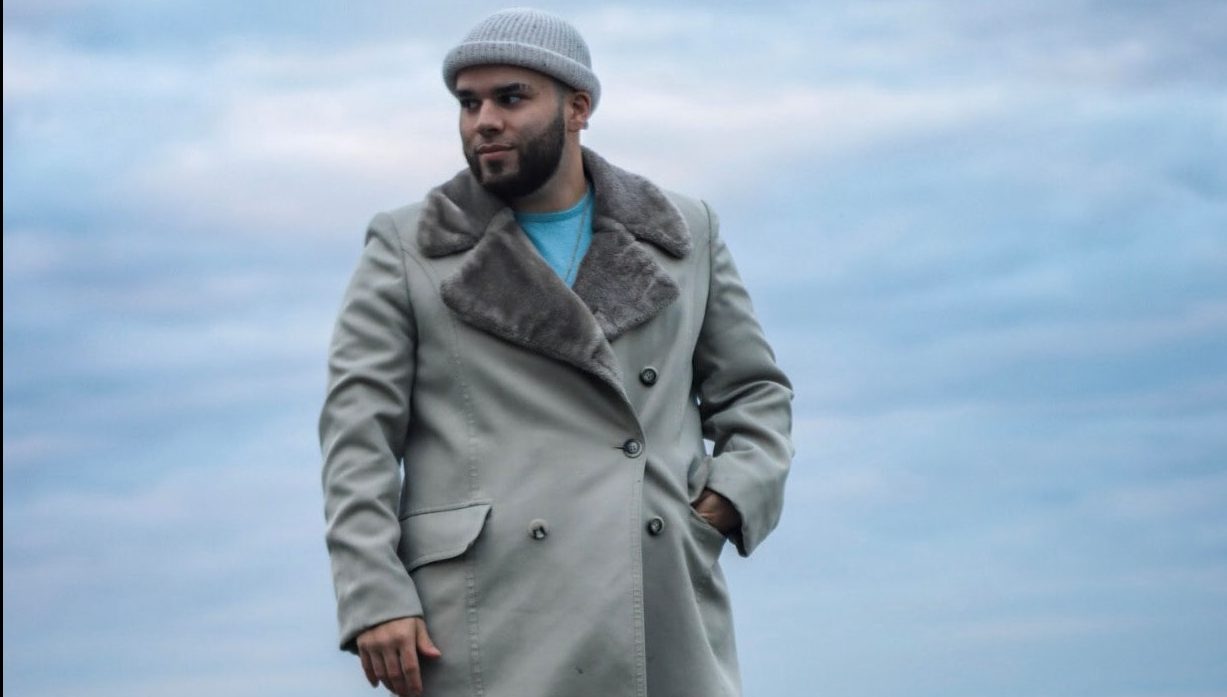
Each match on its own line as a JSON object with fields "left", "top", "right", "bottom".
{"left": 576, "top": 5, "right": 719, "bottom": 43}
{"left": 3, "top": 419, "right": 361, "bottom": 697}
{"left": 2, "top": 31, "right": 184, "bottom": 105}
{"left": 123, "top": 43, "right": 463, "bottom": 236}
{"left": 1095, "top": 472, "right": 1227, "bottom": 522}
{"left": 7, "top": 21, "right": 1019, "bottom": 239}
{"left": 5, "top": 426, "right": 325, "bottom": 606}
{"left": 1, "top": 433, "right": 102, "bottom": 471}
{"left": 946, "top": 613, "right": 1140, "bottom": 643}
{"left": 74, "top": 311, "right": 331, "bottom": 373}
{"left": 6, "top": 4, "right": 1227, "bottom": 697}
{"left": 589, "top": 83, "right": 1011, "bottom": 195}
{"left": 902, "top": 297, "right": 1227, "bottom": 373}
{"left": 123, "top": 43, "right": 1011, "bottom": 236}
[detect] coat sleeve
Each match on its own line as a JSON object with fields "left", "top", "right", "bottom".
{"left": 691, "top": 201, "right": 794, "bottom": 557}
{"left": 319, "top": 212, "right": 421, "bottom": 653}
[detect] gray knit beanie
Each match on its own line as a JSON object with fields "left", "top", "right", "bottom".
{"left": 443, "top": 8, "right": 600, "bottom": 112}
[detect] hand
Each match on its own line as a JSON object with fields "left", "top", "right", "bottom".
{"left": 356, "top": 616, "right": 442, "bottom": 697}
{"left": 691, "top": 488, "right": 741, "bottom": 535}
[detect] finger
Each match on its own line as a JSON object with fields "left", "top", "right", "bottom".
{"left": 697, "top": 500, "right": 729, "bottom": 531}
{"left": 417, "top": 623, "right": 443, "bottom": 659}
{"left": 698, "top": 490, "right": 735, "bottom": 525}
{"left": 381, "top": 648, "right": 410, "bottom": 697}
{"left": 400, "top": 643, "right": 422, "bottom": 697}
{"left": 360, "top": 649, "right": 379, "bottom": 687}
{"left": 397, "top": 647, "right": 422, "bottom": 697}
{"left": 696, "top": 489, "right": 720, "bottom": 511}
{"left": 369, "top": 648, "right": 396, "bottom": 696}
{"left": 368, "top": 650, "right": 393, "bottom": 692}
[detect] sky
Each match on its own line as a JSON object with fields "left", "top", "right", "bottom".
{"left": 4, "top": 1, "right": 1226, "bottom": 695}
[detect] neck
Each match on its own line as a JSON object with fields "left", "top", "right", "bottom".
{"left": 510, "top": 141, "right": 587, "bottom": 213}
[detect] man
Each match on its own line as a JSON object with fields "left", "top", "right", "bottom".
{"left": 320, "top": 8, "right": 793, "bottom": 697}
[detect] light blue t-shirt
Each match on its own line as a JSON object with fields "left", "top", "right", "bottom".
{"left": 514, "top": 186, "right": 594, "bottom": 287}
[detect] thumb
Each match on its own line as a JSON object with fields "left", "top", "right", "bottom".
{"left": 416, "top": 622, "right": 443, "bottom": 659}
{"left": 692, "top": 489, "right": 715, "bottom": 511}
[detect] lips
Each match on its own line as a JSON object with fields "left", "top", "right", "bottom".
{"left": 475, "top": 143, "right": 513, "bottom": 155}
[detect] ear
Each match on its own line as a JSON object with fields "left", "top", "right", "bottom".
{"left": 566, "top": 91, "right": 593, "bottom": 131}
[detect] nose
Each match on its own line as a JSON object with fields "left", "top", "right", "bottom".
{"left": 474, "top": 100, "right": 503, "bottom": 135}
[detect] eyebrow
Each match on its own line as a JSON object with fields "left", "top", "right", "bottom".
{"left": 455, "top": 82, "right": 536, "bottom": 99}
{"left": 494, "top": 82, "right": 533, "bottom": 96}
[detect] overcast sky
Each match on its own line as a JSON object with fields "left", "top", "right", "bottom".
{"left": 4, "top": 1, "right": 1226, "bottom": 696}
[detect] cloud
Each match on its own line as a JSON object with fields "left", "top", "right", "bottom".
{"left": 1094, "top": 471, "right": 1227, "bottom": 522}
{"left": 1, "top": 433, "right": 103, "bottom": 467}
{"left": 6, "top": 3, "right": 1227, "bottom": 697}
{"left": 588, "top": 82, "right": 1012, "bottom": 197}
{"left": 4, "top": 411, "right": 357, "bottom": 697}
{"left": 4, "top": 30, "right": 462, "bottom": 237}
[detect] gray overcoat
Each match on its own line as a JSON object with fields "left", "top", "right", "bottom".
{"left": 320, "top": 148, "right": 793, "bottom": 697}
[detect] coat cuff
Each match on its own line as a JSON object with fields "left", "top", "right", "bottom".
{"left": 703, "top": 452, "right": 787, "bottom": 557}
{"left": 336, "top": 576, "right": 424, "bottom": 653}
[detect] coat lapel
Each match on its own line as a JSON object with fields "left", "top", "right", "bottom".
{"left": 418, "top": 149, "right": 691, "bottom": 391}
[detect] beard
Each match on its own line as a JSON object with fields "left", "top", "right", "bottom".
{"left": 465, "top": 106, "right": 566, "bottom": 200}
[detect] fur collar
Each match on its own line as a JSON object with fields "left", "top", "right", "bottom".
{"left": 417, "top": 148, "right": 691, "bottom": 393}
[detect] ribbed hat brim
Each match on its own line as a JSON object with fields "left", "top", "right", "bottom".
{"left": 443, "top": 41, "right": 600, "bottom": 110}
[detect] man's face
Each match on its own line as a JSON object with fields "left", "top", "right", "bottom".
{"left": 455, "top": 65, "right": 567, "bottom": 200}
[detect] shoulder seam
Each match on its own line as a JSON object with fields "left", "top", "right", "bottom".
{"left": 375, "top": 211, "right": 418, "bottom": 329}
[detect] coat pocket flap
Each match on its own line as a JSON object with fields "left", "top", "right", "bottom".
{"left": 398, "top": 500, "right": 492, "bottom": 573}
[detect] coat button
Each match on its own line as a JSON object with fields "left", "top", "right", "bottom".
{"left": 621, "top": 439, "right": 643, "bottom": 458}
{"left": 639, "top": 367, "right": 659, "bottom": 386}
{"left": 646, "top": 517, "right": 665, "bottom": 535}
{"left": 529, "top": 519, "right": 548, "bottom": 540}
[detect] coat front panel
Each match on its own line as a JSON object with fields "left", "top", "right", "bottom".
{"left": 321, "top": 151, "right": 792, "bottom": 697}
{"left": 390, "top": 203, "right": 730, "bottom": 697}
